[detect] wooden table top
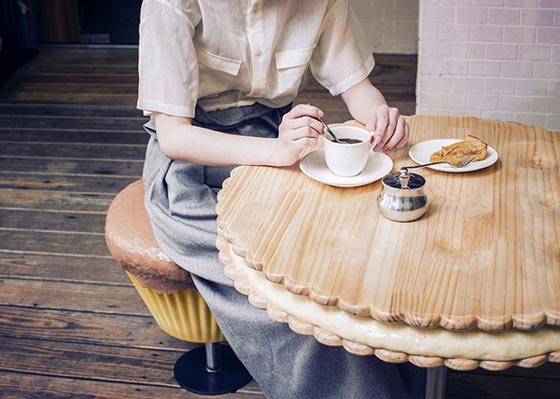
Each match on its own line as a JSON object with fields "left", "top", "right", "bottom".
{"left": 216, "top": 115, "right": 560, "bottom": 334}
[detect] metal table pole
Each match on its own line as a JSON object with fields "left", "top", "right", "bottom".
{"left": 425, "top": 366, "right": 447, "bottom": 399}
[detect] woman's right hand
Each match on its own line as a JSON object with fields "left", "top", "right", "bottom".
{"left": 272, "top": 104, "right": 324, "bottom": 166}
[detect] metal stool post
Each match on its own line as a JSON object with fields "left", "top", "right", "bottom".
{"left": 173, "top": 343, "right": 252, "bottom": 396}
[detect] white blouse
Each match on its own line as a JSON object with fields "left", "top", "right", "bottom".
{"left": 137, "top": 0, "right": 374, "bottom": 118}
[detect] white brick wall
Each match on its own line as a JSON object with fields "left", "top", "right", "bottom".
{"left": 416, "top": 0, "right": 560, "bottom": 131}
{"left": 351, "top": 0, "right": 420, "bottom": 54}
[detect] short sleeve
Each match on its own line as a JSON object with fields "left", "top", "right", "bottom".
{"left": 310, "top": 0, "right": 375, "bottom": 96}
{"left": 137, "top": 0, "right": 202, "bottom": 118}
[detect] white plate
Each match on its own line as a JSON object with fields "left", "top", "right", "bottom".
{"left": 408, "top": 139, "right": 499, "bottom": 173}
{"left": 299, "top": 149, "right": 393, "bottom": 188}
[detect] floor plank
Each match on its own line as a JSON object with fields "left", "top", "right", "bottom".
{"left": 0, "top": 373, "right": 265, "bottom": 399}
{"left": 0, "top": 306, "right": 187, "bottom": 350}
{"left": 0, "top": 229, "right": 110, "bottom": 256}
{"left": 0, "top": 336, "right": 194, "bottom": 386}
{"left": 20, "top": 63, "right": 138, "bottom": 75}
{"left": 0, "top": 336, "right": 262, "bottom": 397}
{"left": 0, "top": 92, "right": 139, "bottom": 106}
{"left": 0, "top": 252, "right": 126, "bottom": 283}
{"left": 0, "top": 142, "right": 145, "bottom": 160}
{"left": 0, "top": 103, "right": 143, "bottom": 117}
{"left": 2, "top": 81, "right": 138, "bottom": 95}
{"left": 4, "top": 74, "right": 139, "bottom": 85}
{"left": 0, "top": 188, "right": 115, "bottom": 212}
{"left": 0, "top": 157, "right": 143, "bottom": 176}
{"left": 0, "top": 129, "right": 148, "bottom": 145}
{"left": 0, "top": 114, "right": 147, "bottom": 131}
{"left": 0, "top": 172, "right": 136, "bottom": 193}
{"left": 0, "top": 208, "right": 106, "bottom": 233}
{"left": 0, "top": 278, "right": 147, "bottom": 315}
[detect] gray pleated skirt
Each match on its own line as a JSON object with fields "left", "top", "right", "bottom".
{"left": 142, "top": 103, "right": 425, "bottom": 399}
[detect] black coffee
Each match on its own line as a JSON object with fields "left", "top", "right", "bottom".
{"left": 337, "top": 138, "right": 362, "bottom": 144}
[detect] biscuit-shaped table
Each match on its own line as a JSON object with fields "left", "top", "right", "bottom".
{"left": 216, "top": 116, "right": 560, "bottom": 396}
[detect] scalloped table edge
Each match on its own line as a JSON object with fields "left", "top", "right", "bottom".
{"left": 217, "top": 236, "right": 560, "bottom": 371}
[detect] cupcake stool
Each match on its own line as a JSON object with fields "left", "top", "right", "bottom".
{"left": 105, "top": 180, "right": 252, "bottom": 395}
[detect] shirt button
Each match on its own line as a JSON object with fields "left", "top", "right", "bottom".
{"left": 256, "top": 49, "right": 263, "bottom": 57}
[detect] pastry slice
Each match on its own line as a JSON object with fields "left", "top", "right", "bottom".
{"left": 429, "top": 135, "right": 487, "bottom": 164}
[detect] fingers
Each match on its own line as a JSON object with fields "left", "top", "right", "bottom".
{"left": 284, "top": 103, "right": 324, "bottom": 120}
{"left": 282, "top": 115, "right": 323, "bottom": 135}
{"left": 383, "top": 114, "right": 406, "bottom": 150}
{"left": 395, "top": 118, "right": 410, "bottom": 148}
{"left": 372, "top": 105, "right": 388, "bottom": 143}
{"left": 371, "top": 105, "right": 409, "bottom": 151}
{"left": 374, "top": 105, "right": 396, "bottom": 148}
{"left": 280, "top": 103, "right": 324, "bottom": 138}
{"left": 284, "top": 126, "right": 320, "bottom": 142}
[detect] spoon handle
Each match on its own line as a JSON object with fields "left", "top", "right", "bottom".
{"left": 305, "top": 103, "right": 341, "bottom": 143}
{"left": 317, "top": 117, "right": 340, "bottom": 143}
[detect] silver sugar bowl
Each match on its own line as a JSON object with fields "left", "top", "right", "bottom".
{"left": 377, "top": 169, "right": 429, "bottom": 222}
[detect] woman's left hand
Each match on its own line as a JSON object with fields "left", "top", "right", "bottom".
{"left": 365, "top": 104, "right": 409, "bottom": 151}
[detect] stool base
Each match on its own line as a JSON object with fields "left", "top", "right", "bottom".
{"left": 174, "top": 344, "right": 252, "bottom": 396}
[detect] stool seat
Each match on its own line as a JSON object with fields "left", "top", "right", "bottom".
{"left": 105, "top": 180, "right": 194, "bottom": 294}
{"left": 105, "top": 179, "right": 253, "bottom": 395}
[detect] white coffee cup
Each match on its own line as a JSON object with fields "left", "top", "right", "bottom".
{"left": 324, "top": 126, "right": 376, "bottom": 177}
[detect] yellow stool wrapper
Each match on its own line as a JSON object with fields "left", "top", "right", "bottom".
{"left": 127, "top": 272, "right": 225, "bottom": 343}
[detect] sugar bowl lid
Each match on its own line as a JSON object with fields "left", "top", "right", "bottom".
{"left": 382, "top": 169, "right": 426, "bottom": 190}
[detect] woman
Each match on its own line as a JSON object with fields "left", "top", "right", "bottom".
{"left": 137, "top": 0, "right": 423, "bottom": 397}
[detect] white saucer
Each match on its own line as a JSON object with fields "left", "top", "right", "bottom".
{"left": 299, "top": 150, "right": 393, "bottom": 188}
{"left": 408, "top": 139, "right": 499, "bottom": 173}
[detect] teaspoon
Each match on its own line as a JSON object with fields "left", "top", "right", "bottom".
{"left": 317, "top": 116, "right": 342, "bottom": 143}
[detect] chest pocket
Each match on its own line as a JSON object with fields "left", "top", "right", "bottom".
{"left": 275, "top": 47, "right": 314, "bottom": 97}
{"left": 196, "top": 46, "right": 242, "bottom": 95}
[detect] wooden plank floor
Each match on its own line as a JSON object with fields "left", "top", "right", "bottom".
{"left": 0, "top": 48, "right": 558, "bottom": 399}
